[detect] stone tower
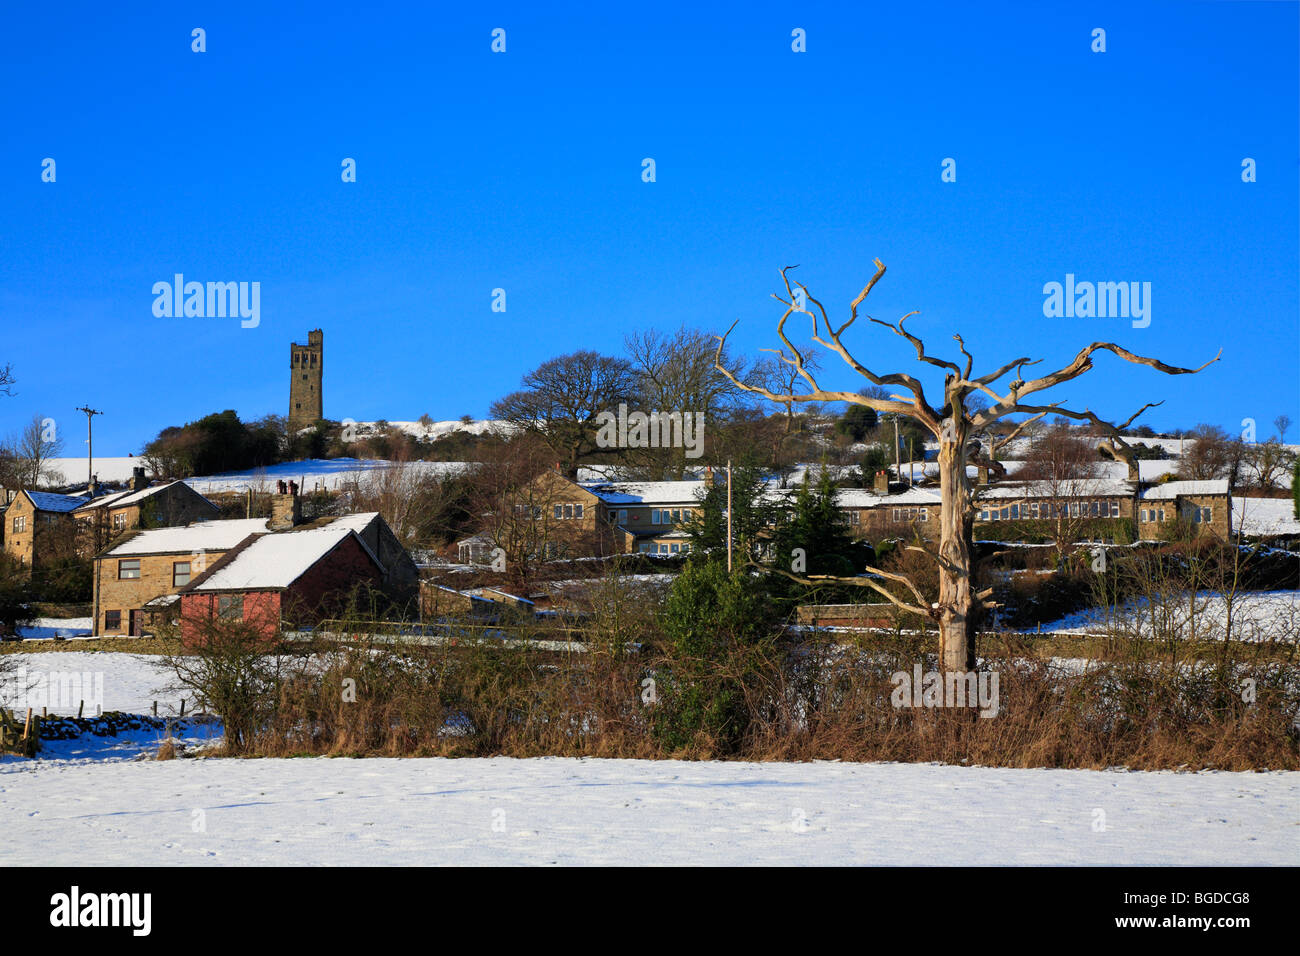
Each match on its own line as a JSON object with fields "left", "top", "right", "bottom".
{"left": 289, "top": 329, "right": 323, "bottom": 433}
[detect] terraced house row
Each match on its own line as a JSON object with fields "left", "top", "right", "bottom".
{"left": 457, "top": 466, "right": 1233, "bottom": 563}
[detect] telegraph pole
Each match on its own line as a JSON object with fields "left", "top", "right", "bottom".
{"left": 894, "top": 416, "right": 901, "bottom": 486}
{"left": 726, "top": 459, "right": 733, "bottom": 573}
{"left": 75, "top": 406, "right": 102, "bottom": 491}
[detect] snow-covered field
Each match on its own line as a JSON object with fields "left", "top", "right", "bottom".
{"left": 1034, "top": 590, "right": 1300, "bottom": 641}
{"left": 184, "top": 457, "right": 477, "bottom": 494}
{"left": 0, "top": 756, "right": 1294, "bottom": 865}
{"left": 0, "top": 652, "right": 180, "bottom": 716}
{"left": 0, "top": 651, "right": 1294, "bottom": 865}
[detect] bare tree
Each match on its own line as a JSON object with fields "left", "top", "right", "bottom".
{"left": 0, "top": 363, "right": 14, "bottom": 398}
{"left": 1274, "top": 414, "right": 1292, "bottom": 444}
{"left": 1177, "top": 424, "right": 1245, "bottom": 483}
{"left": 1014, "top": 424, "right": 1116, "bottom": 556}
{"left": 1241, "top": 439, "right": 1296, "bottom": 493}
{"left": 5, "top": 414, "right": 65, "bottom": 489}
{"left": 490, "top": 351, "right": 637, "bottom": 480}
{"left": 625, "top": 325, "right": 754, "bottom": 477}
{"left": 716, "top": 259, "right": 1218, "bottom": 671}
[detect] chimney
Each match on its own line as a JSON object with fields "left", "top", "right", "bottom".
{"left": 129, "top": 466, "right": 147, "bottom": 492}
{"left": 269, "top": 486, "right": 302, "bottom": 531}
{"left": 873, "top": 469, "right": 889, "bottom": 495}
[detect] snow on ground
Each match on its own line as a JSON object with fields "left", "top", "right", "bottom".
{"left": 45, "top": 456, "right": 146, "bottom": 485}
{"left": 1234, "top": 496, "right": 1300, "bottom": 537}
{"left": 1, "top": 652, "right": 1295, "bottom": 864}
{"left": 183, "top": 458, "right": 476, "bottom": 494}
{"left": 0, "top": 652, "right": 182, "bottom": 717}
{"left": 1032, "top": 590, "right": 1300, "bottom": 641}
{"left": 0, "top": 756, "right": 1294, "bottom": 865}
{"left": 14, "top": 617, "right": 93, "bottom": 640}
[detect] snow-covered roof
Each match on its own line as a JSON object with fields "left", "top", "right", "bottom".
{"left": 22, "top": 491, "right": 86, "bottom": 513}
{"left": 324, "top": 512, "right": 381, "bottom": 533}
{"left": 978, "top": 479, "right": 1136, "bottom": 500}
{"left": 584, "top": 480, "right": 707, "bottom": 506}
{"left": 834, "top": 486, "right": 943, "bottom": 509}
{"left": 74, "top": 480, "right": 204, "bottom": 512}
{"left": 188, "top": 525, "right": 381, "bottom": 592}
{"left": 1233, "top": 497, "right": 1300, "bottom": 537}
{"left": 1139, "top": 480, "right": 1230, "bottom": 500}
{"left": 105, "top": 518, "right": 270, "bottom": 556}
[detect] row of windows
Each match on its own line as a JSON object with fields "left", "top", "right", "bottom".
{"left": 607, "top": 508, "right": 694, "bottom": 526}
{"left": 639, "top": 542, "right": 690, "bottom": 555}
{"left": 553, "top": 503, "right": 585, "bottom": 520}
{"left": 981, "top": 501, "right": 1122, "bottom": 521}
{"left": 892, "top": 508, "right": 929, "bottom": 523}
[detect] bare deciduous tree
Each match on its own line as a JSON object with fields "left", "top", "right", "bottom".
{"left": 1274, "top": 414, "right": 1291, "bottom": 444}
{"left": 716, "top": 259, "right": 1218, "bottom": 671}
{"left": 490, "top": 351, "right": 637, "bottom": 480}
{"left": 4, "top": 414, "right": 65, "bottom": 489}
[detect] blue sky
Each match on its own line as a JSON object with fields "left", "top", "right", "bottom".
{"left": 2, "top": 0, "right": 1296, "bottom": 455}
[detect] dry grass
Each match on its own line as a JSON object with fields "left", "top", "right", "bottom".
{"left": 168, "top": 628, "right": 1298, "bottom": 770}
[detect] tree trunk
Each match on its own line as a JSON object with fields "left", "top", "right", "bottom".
{"left": 937, "top": 426, "right": 978, "bottom": 672}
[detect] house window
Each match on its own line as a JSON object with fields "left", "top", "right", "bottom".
{"left": 1030, "top": 504, "right": 1039, "bottom": 519}
{"left": 574, "top": 503, "right": 584, "bottom": 519}
{"left": 563, "top": 504, "right": 573, "bottom": 519}
{"left": 118, "top": 559, "right": 141, "bottom": 580}
{"left": 918, "top": 509, "right": 928, "bottom": 522}
{"left": 1009, "top": 505, "right": 1019, "bottom": 520}
{"left": 980, "top": 509, "right": 989, "bottom": 521}
{"left": 617, "top": 509, "right": 628, "bottom": 526}
{"left": 640, "top": 542, "right": 656, "bottom": 553}
{"left": 112, "top": 512, "right": 127, "bottom": 530}
{"left": 1090, "top": 502, "right": 1100, "bottom": 517}
{"left": 671, "top": 509, "right": 681, "bottom": 523}
{"left": 104, "top": 610, "right": 121, "bottom": 630}
{"left": 670, "top": 543, "right": 680, "bottom": 554}
{"left": 217, "top": 595, "right": 243, "bottom": 620}
{"left": 651, "top": 510, "right": 661, "bottom": 524}
{"left": 1111, "top": 502, "right": 1121, "bottom": 517}
{"left": 554, "top": 505, "right": 563, "bottom": 520}
{"left": 12, "top": 515, "right": 25, "bottom": 533}
{"left": 173, "top": 561, "right": 191, "bottom": 587}
{"left": 846, "top": 510, "right": 860, "bottom": 525}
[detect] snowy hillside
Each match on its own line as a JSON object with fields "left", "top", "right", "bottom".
{"left": 184, "top": 458, "right": 478, "bottom": 494}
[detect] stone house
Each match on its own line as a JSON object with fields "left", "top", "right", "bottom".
{"left": 74, "top": 468, "right": 219, "bottom": 552}
{"left": 92, "top": 518, "right": 270, "bottom": 636}
{"left": 1136, "top": 480, "right": 1231, "bottom": 540}
{"left": 2, "top": 490, "right": 88, "bottom": 573}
